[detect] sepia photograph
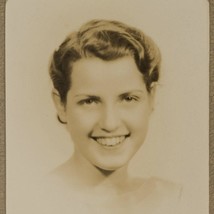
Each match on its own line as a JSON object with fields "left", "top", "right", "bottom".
{"left": 5, "top": 0, "right": 209, "bottom": 213}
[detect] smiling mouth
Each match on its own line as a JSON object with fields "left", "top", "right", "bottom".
{"left": 91, "top": 134, "right": 130, "bottom": 147}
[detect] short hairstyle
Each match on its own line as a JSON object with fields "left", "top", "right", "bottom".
{"left": 49, "top": 19, "right": 161, "bottom": 104}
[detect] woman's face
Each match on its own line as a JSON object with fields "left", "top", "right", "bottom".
{"left": 55, "top": 56, "right": 155, "bottom": 171}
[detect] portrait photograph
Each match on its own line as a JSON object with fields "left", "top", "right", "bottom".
{"left": 5, "top": 0, "right": 210, "bottom": 213}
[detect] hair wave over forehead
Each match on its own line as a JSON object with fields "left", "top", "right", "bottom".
{"left": 49, "top": 19, "right": 161, "bottom": 104}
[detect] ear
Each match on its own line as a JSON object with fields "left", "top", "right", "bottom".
{"left": 52, "top": 89, "right": 67, "bottom": 124}
{"left": 149, "top": 82, "right": 157, "bottom": 111}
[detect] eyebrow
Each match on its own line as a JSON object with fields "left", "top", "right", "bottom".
{"left": 119, "top": 90, "right": 145, "bottom": 97}
{"left": 74, "top": 90, "right": 145, "bottom": 98}
{"left": 74, "top": 94, "right": 101, "bottom": 99}
{"left": 120, "top": 90, "right": 145, "bottom": 95}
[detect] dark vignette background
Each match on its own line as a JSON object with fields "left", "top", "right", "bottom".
{"left": 209, "top": 0, "right": 214, "bottom": 213}
{"left": 0, "top": 1, "right": 213, "bottom": 214}
{"left": 0, "top": 0, "right": 5, "bottom": 214}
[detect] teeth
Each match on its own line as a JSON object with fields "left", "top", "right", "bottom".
{"left": 95, "top": 136, "right": 126, "bottom": 147}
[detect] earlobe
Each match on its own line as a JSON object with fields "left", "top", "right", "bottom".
{"left": 52, "top": 89, "right": 67, "bottom": 124}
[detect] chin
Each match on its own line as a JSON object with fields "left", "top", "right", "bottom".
{"left": 94, "top": 159, "right": 129, "bottom": 172}
{"left": 97, "top": 165, "right": 121, "bottom": 172}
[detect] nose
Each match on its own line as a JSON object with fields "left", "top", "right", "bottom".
{"left": 99, "top": 104, "right": 121, "bottom": 133}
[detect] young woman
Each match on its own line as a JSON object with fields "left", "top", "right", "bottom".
{"left": 47, "top": 19, "right": 181, "bottom": 214}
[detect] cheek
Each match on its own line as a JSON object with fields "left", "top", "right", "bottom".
{"left": 66, "top": 109, "right": 99, "bottom": 136}
{"left": 125, "top": 104, "right": 151, "bottom": 129}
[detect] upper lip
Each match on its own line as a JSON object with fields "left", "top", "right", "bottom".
{"left": 91, "top": 134, "right": 130, "bottom": 139}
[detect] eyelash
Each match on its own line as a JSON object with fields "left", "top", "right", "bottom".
{"left": 78, "top": 98, "right": 100, "bottom": 105}
{"left": 122, "top": 95, "right": 139, "bottom": 102}
{"left": 78, "top": 95, "right": 140, "bottom": 106}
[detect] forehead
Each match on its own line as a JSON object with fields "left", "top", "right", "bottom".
{"left": 70, "top": 56, "right": 146, "bottom": 93}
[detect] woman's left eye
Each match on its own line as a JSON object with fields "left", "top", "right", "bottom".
{"left": 123, "top": 96, "right": 138, "bottom": 102}
{"left": 83, "top": 99, "right": 96, "bottom": 104}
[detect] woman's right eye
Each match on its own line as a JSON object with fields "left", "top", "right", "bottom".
{"left": 78, "top": 98, "right": 99, "bottom": 105}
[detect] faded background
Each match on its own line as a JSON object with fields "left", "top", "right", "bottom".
{"left": 6, "top": 0, "right": 209, "bottom": 213}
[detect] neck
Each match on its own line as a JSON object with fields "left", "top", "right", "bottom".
{"left": 60, "top": 152, "right": 130, "bottom": 194}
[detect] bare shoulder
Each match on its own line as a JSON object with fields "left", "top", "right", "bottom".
{"left": 131, "top": 176, "right": 182, "bottom": 197}
{"left": 149, "top": 177, "right": 182, "bottom": 199}
{"left": 47, "top": 159, "right": 79, "bottom": 189}
{"left": 130, "top": 177, "right": 182, "bottom": 213}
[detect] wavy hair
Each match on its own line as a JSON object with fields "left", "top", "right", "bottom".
{"left": 49, "top": 19, "right": 161, "bottom": 104}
